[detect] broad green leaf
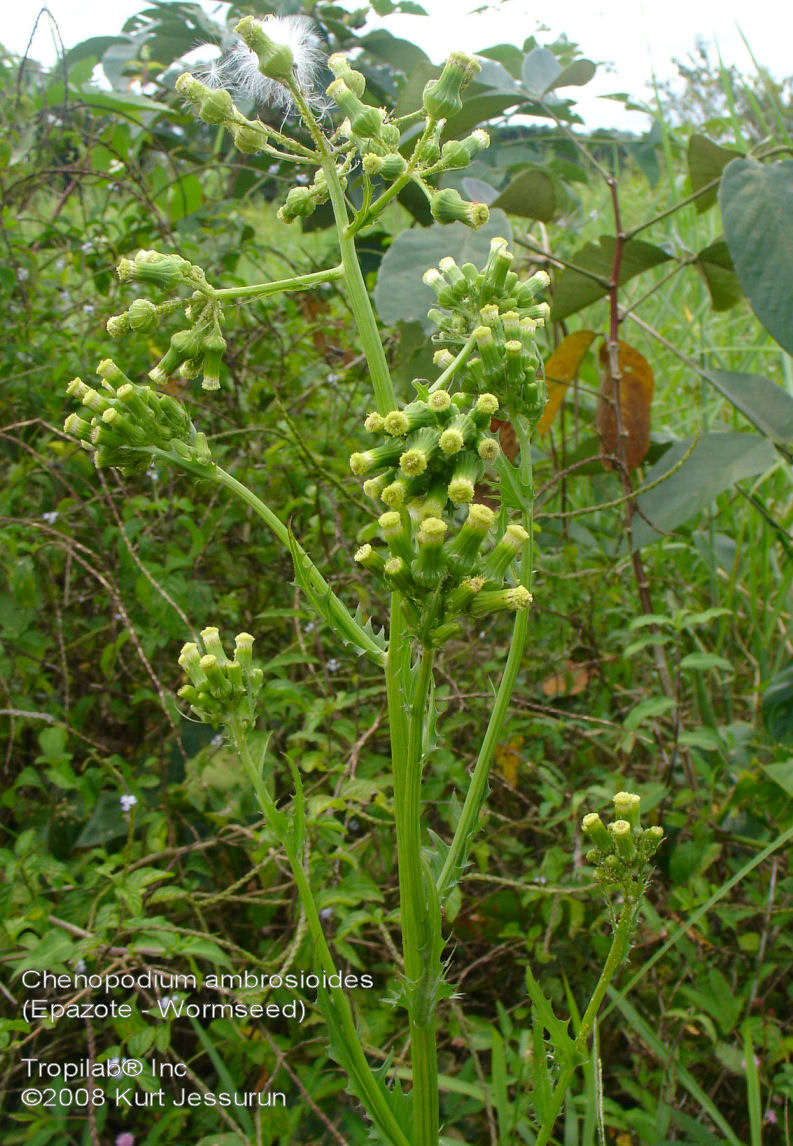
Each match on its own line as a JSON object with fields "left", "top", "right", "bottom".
{"left": 373, "top": 210, "right": 513, "bottom": 329}
{"left": 461, "top": 176, "right": 500, "bottom": 205}
{"left": 521, "top": 47, "right": 560, "bottom": 95}
{"left": 13, "top": 930, "right": 76, "bottom": 978}
{"left": 679, "top": 728, "right": 724, "bottom": 751}
{"left": 632, "top": 432, "right": 776, "bottom": 549}
{"left": 359, "top": 29, "right": 430, "bottom": 75}
{"left": 762, "top": 759, "right": 793, "bottom": 796}
{"left": 546, "top": 59, "right": 596, "bottom": 91}
{"left": 721, "top": 158, "right": 793, "bottom": 354}
{"left": 623, "top": 696, "right": 677, "bottom": 730}
{"left": 492, "top": 168, "right": 556, "bottom": 221}
{"left": 761, "top": 663, "right": 793, "bottom": 744}
{"left": 705, "top": 369, "right": 793, "bottom": 447}
{"left": 551, "top": 237, "right": 671, "bottom": 321}
{"left": 687, "top": 134, "right": 743, "bottom": 213}
{"left": 695, "top": 239, "right": 744, "bottom": 311}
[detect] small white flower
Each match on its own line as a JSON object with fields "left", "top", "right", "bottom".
{"left": 120, "top": 794, "right": 137, "bottom": 812}
{"left": 327, "top": 658, "right": 340, "bottom": 673}
{"left": 146, "top": 464, "right": 159, "bottom": 481}
{"left": 326, "top": 372, "right": 340, "bottom": 385}
{"left": 42, "top": 511, "right": 59, "bottom": 524}
{"left": 303, "top": 621, "right": 316, "bottom": 633}
{"left": 108, "top": 159, "right": 125, "bottom": 174}
{"left": 210, "top": 733, "right": 223, "bottom": 748}
{"left": 319, "top": 907, "right": 333, "bottom": 921}
{"left": 224, "top": 15, "right": 324, "bottom": 112}
{"left": 18, "top": 268, "right": 30, "bottom": 282}
{"left": 74, "top": 958, "right": 87, "bottom": 973}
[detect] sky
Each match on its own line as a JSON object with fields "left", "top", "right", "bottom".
{"left": 1, "top": 0, "right": 786, "bottom": 130}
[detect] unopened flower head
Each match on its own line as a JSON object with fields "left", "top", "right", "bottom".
{"left": 225, "top": 15, "right": 324, "bottom": 112}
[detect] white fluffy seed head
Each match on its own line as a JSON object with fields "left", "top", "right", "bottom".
{"left": 223, "top": 16, "right": 324, "bottom": 112}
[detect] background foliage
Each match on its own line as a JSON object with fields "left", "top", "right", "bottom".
{"left": 1, "top": 2, "right": 793, "bottom": 1143}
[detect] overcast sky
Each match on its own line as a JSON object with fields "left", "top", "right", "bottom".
{"left": 2, "top": 0, "right": 785, "bottom": 129}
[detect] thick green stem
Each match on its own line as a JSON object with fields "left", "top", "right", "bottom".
{"left": 289, "top": 87, "right": 396, "bottom": 415}
{"left": 534, "top": 897, "right": 638, "bottom": 1146}
{"left": 229, "top": 719, "right": 412, "bottom": 1146}
{"left": 437, "top": 419, "right": 534, "bottom": 900}
{"left": 387, "top": 598, "right": 440, "bottom": 1144}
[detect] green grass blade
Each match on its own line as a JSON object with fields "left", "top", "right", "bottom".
{"left": 743, "top": 1021, "right": 763, "bottom": 1146}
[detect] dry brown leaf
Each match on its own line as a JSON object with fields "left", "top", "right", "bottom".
{"left": 540, "top": 661, "right": 592, "bottom": 698}
{"left": 535, "top": 329, "right": 596, "bottom": 434}
{"left": 596, "top": 341, "right": 654, "bottom": 470}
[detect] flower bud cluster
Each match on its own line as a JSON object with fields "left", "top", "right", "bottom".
{"left": 581, "top": 791, "right": 664, "bottom": 894}
{"left": 108, "top": 251, "right": 227, "bottom": 392}
{"left": 350, "top": 390, "right": 531, "bottom": 645}
{"left": 424, "top": 237, "right": 551, "bottom": 421}
{"left": 277, "top": 163, "right": 349, "bottom": 225}
{"left": 176, "top": 70, "right": 286, "bottom": 156}
{"left": 178, "top": 628, "right": 262, "bottom": 730}
{"left": 63, "top": 362, "right": 209, "bottom": 475}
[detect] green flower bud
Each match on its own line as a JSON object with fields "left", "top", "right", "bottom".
{"left": 355, "top": 543, "right": 386, "bottom": 577}
{"left": 179, "top": 641, "right": 206, "bottom": 685}
{"left": 399, "top": 427, "right": 440, "bottom": 477}
{"left": 97, "top": 359, "right": 134, "bottom": 390}
{"left": 469, "top": 585, "right": 532, "bottom": 618}
{"left": 364, "top": 411, "right": 385, "bottom": 433}
{"left": 609, "top": 819, "right": 636, "bottom": 862}
{"left": 522, "top": 302, "right": 551, "bottom": 324}
{"left": 440, "top": 140, "right": 470, "bottom": 169}
{"left": 381, "top": 476, "right": 411, "bottom": 508}
{"left": 234, "top": 632, "right": 254, "bottom": 671}
{"left": 175, "top": 72, "right": 208, "bottom": 106}
{"left": 200, "top": 626, "right": 227, "bottom": 665}
{"left": 515, "top": 269, "right": 551, "bottom": 305}
{"left": 127, "top": 298, "right": 159, "bottom": 333}
{"left": 477, "top": 436, "right": 500, "bottom": 463}
{"left": 80, "top": 386, "right": 112, "bottom": 415}
{"left": 581, "top": 812, "right": 612, "bottom": 853}
{"left": 482, "top": 240, "right": 513, "bottom": 296}
{"left": 381, "top": 122, "right": 401, "bottom": 149}
{"left": 438, "top": 256, "right": 469, "bottom": 298}
{"left": 383, "top": 555, "right": 413, "bottom": 592}
{"left": 613, "top": 791, "right": 641, "bottom": 830}
{"left": 433, "top": 349, "right": 455, "bottom": 371}
{"left": 422, "top": 51, "right": 481, "bottom": 121}
{"left": 448, "top": 451, "right": 484, "bottom": 504}
{"left": 474, "top": 326, "right": 502, "bottom": 376}
{"left": 362, "top": 473, "right": 390, "bottom": 500}
{"left": 106, "top": 312, "right": 130, "bottom": 338}
{"left": 278, "top": 186, "right": 316, "bottom": 223}
{"left": 481, "top": 522, "right": 529, "bottom": 582}
{"left": 383, "top": 410, "right": 411, "bottom": 436}
{"left": 413, "top": 516, "right": 448, "bottom": 588}
{"left": 349, "top": 439, "right": 404, "bottom": 475}
{"left": 328, "top": 53, "right": 366, "bottom": 97}
{"left": 234, "top": 15, "right": 294, "bottom": 81}
{"left": 418, "top": 134, "right": 441, "bottom": 164}
{"left": 200, "top": 652, "right": 232, "bottom": 697}
{"left": 446, "top": 575, "right": 485, "bottom": 615}
{"left": 445, "top": 502, "right": 494, "bottom": 575}
{"left": 504, "top": 339, "right": 526, "bottom": 386}
{"left": 439, "top": 427, "right": 464, "bottom": 455}
{"left": 479, "top": 303, "right": 500, "bottom": 329}
{"left": 408, "top": 481, "right": 448, "bottom": 522}
{"left": 430, "top": 188, "right": 489, "bottom": 229}
{"left": 380, "top": 153, "right": 408, "bottom": 180}
{"left": 63, "top": 412, "right": 92, "bottom": 440}
{"left": 199, "top": 88, "right": 234, "bottom": 125}
{"left": 327, "top": 78, "right": 384, "bottom": 139}
{"left": 379, "top": 510, "right": 413, "bottom": 563}
{"left": 232, "top": 124, "right": 268, "bottom": 154}
{"left": 123, "top": 250, "right": 185, "bottom": 290}
{"left": 362, "top": 154, "right": 384, "bottom": 177}
{"left": 641, "top": 825, "right": 665, "bottom": 859}
{"left": 193, "top": 431, "right": 212, "bottom": 466}
{"left": 462, "top": 129, "right": 490, "bottom": 157}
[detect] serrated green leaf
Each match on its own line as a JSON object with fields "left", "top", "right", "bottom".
{"left": 525, "top": 965, "right": 579, "bottom": 1067}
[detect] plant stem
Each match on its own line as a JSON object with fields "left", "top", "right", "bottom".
{"left": 229, "top": 719, "right": 412, "bottom": 1146}
{"left": 437, "top": 419, "right": 534, "bottom": 901}
{"left": 387, "top": 598, "right": 440, "bottom": 1144}
{"left": 289, "top": 86, "right": 397, "bottom": 415}
{"left": 534, "top": 895, "right": 638, "bottom": 1146}
{"left": 212, "top": 264, "right": 343, "bottom": 302}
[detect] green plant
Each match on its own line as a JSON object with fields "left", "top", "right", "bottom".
{"left": 57, "top": 18, "right": 667, "bottom": 1144}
